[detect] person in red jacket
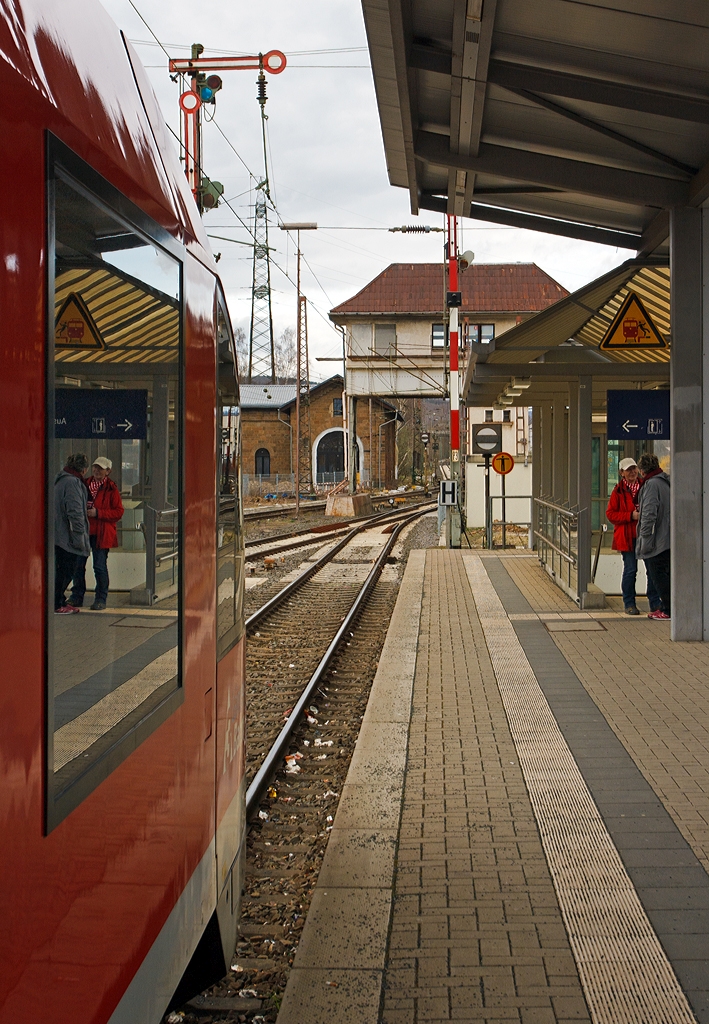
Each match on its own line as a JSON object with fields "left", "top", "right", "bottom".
{"left": 68, "top": 457, "right": 124, "bottom": 610}
{"left": 606, "top": 456, "right": 660, "bottom": 616}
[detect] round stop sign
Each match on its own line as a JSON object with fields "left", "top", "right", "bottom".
{"left": 475, "top": 426, "right": 500, "bottom": 452}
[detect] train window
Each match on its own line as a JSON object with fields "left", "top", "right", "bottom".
{"left": 47, "top": 157, "right": 183, "bottom": 818}
{"left": 217, "top": 295, "right": 244, "bottom": 659}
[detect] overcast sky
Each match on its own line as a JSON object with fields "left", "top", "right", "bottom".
{"left": 100, "top": 0, "right": 635, "bottom": 377}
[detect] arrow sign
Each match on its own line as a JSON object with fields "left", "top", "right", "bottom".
{"left": 55, "top": 389, "right": 147, "bottom": 440}
{"left": 607, "top": 391, "right": 670, "bottom": 441}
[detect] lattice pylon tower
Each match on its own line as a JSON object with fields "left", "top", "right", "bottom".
{"left": 297, "top": 294, "right": 312, "bottom": 491}
{"left": 248, "top": 186, "right": 275, "bottom": 382}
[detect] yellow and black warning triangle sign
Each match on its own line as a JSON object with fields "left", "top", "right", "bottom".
{"left": 600, "top": 292, "right": 666, "bottom": 350}
{"left": 55, "top": 293, "right": 105, "bottom": 350}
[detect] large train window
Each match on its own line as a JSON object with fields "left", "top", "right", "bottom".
{"left": 47, "top": 145, "right": 183, "bottom": 823}
{"left": 217, "top": 294, "right": 244, "bottom": 659}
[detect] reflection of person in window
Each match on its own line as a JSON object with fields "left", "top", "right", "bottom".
{"left": 68, "top": 457, "right": 124, "bottom": 611}
{"left": 54, "top": 453, "right": 90, "bottom": 613}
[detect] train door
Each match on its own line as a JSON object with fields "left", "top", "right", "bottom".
{"left": 214, "top": 291, "right": 246, "bottom": 962}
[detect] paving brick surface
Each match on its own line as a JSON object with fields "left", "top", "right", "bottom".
{"left": 381, "top": 550, "right": 590, "bottom": 1023}
{"left": 498, "top": 553, "right": 709, "bottom": 875}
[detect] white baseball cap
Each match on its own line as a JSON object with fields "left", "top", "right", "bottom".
{"left": 93, "top": 456, "right": 112, "bottom": 470}
{"left": 619, "top": 457, "right": 637, "bottom": 471}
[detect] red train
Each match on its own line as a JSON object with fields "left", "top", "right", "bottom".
{"left": 0, "top": 1, "right": 246, "bottom": 1021}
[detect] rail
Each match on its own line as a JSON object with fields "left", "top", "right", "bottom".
{"left": 486, "top": 494, "right": 533, "bottom": 549}
{"left": 245, "top": 502, "right": 434, "bottom": 817}
{"left": 533, "top": 496, "right": 580, "bottom": 599}
{"left": 141, "top": 505, "right": 179, "bottom": 604}
{"left": 246, "top": 500, "right": 435, "bottom": 630}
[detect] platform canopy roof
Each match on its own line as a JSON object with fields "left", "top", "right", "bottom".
{"left": 361, "top": 0, "right": 709, "bottom": 253}
{"left": 463, "top": 257, "right": 670, "bottom": 408}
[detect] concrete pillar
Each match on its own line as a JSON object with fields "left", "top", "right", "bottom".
{"left": 670, "top": 208, "right": 704, "bottom": 640}
{"left": 568, "top": 380, "right": 579, "bottom": 507}
{"left": 578, "top": 375, "right": 592, "bottom": 604}
{"left": 348, "top": 395, "right": 357, "bottom": 493}
{"left": 552, "top": 397, "right": 566, "bottom": 502}
{"left": 540, "top": 403, "right": 552, "bottom": 496}
{"left": 151, "top": 376, "right": 170, "bottom": 510}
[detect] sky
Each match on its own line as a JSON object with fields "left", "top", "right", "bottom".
{"left": 100, "top": 0, "right": 636, "bottom": 378}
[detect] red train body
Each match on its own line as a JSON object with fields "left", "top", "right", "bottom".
{"left": 0, "top": 2, "right": 246, "bottom": 1021}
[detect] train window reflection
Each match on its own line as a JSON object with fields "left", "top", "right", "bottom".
{"left": 217, "top": 297, "right": 243, "bottom": 659}
{"left": 49, "top": 170, "right": 182, "bottom": 791}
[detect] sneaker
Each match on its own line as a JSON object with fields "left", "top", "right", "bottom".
{"left": 55, "top": 605, "right": 80, "bottom": 614}
{"left": 90, "top": 600, "right": 106, "bottom": 611}
{"left": 624, "top": 605, "right": 640, "bottom": 616}
{"left": 648, "top": 610, "right": 670, "bottom": 620}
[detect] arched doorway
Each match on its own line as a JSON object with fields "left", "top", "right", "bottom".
{"left": 254, "top": 448, "right": 270, "bottom": 475}
{"left": 313, "top": 428, "right": 363, "bottom": 485}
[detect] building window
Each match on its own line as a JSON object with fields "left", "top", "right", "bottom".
{"left": 47, "top": 141, "right": 183, "bottom": 826}
{"left": 432, "top": 323, "right": 447, "bottom": 348}
{"left": 503, "top": 410, "right": 511, "bottom": 422}
{"left": 255, "top": 448, "right": 270, "bottom": 475}
{"left": 350, "top": 323, "right": 372, "bottom": 356}
{"left": 333, "top": 397, "right": 343, "bottom": 417}
{"left": 470, "top": 323, "right": 495, "bottom": 345}
{"left": 485, "top": 410, "right": 494, "bottom": 422}
{"left": 374, "top": 323, "right": 396, "bottom": 357}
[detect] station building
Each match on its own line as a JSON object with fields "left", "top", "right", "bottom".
{"left": 240, "top": 374, "right": 399, "bottom": 490}
{"left": 331, "top": 262, "right": 566, "bottom": 518}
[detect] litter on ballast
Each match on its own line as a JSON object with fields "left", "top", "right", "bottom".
{"left": 302, "top": 740, "right": 310, "bottom": 747}
{"left": 314, "top": 738, "right": 333, "bottom": 747}
{"left": 306, "top": 715, "right": 317, "bottom": 725}
{"left": 239, "top": 989, "right": 258, "bottom": 998}
{"left": 321, "top": 790, "right": 339, "bottom": 799}
{"left": 315, "top": 754, "right": 328, "bottom": 760}
{"left": 258, "top": 810, "right": 268, "bottom": 821}
{"left": 309, "top": 706, "right": 318, "bottom": 714}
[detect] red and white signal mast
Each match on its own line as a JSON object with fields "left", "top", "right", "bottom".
{"left": 445, "top": 215, "right": 473, "bottom": 547}
{"left": 168, "top": 46, "right": 286, "bottom": 213}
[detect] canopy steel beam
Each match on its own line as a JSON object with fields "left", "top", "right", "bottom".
{"left": 487, "top": 61, "right": 709, "bottom": 127}
{"left": 420, "top": 194, "right": 642, "bottom": 249}
{"left": 470, "top": 362, "right": 670, "bottom": 380}
{"left": 415, "top": 131, "right": 689, "bottom": 207}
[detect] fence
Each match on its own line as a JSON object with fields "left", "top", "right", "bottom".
{"left": 241, "top": 473, "right": 296, "bottom": 498}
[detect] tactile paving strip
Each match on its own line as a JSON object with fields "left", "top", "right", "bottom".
{"left": 464, "top": 553, "right": 696, "bottom": 1024}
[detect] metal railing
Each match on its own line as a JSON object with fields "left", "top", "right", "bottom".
{"left": 142, "top": 506, "right": 179, "bottom": 604}
{"left": 534, "top": 497, "right": 579, "bottom": 599}
{"left": 487, "top": 494, "right": 533, "bottom": 549}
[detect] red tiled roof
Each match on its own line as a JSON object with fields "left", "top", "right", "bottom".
{"left": 330, "top": 263, "right": 568, "bottom": 316}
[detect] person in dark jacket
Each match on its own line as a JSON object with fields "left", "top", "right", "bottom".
{"left": 636, "top": 452, "right": 671, "bottom": 620}
{"left": 606, "top": 457, "right": 661, "bottom": 616}
{"left": 68, "top": 457, "right": 124, "bottom": 611}
{"left": 54, "top": 452, "right": 90, "bottom": 613}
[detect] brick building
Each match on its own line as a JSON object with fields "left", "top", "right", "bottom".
{"left": 240, "top": 375, "right": 400, "bottom": 490}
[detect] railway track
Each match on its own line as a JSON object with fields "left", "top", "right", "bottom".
{"left": 172, "top": 504, "right": 436, "bottom": 1023}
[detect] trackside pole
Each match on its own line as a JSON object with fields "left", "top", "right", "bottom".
{"left": 446, "top": 214, "right": 462, "bottom": 548}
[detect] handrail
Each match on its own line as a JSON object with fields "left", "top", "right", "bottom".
{"left": 532, "top": 530, "right": 576, "bottom": 565}
{"left": 534, "top": 496, "right": 579, "bottom": 518}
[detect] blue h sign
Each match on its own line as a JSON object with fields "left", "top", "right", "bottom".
{"left": 607, "top": 390, "right": 670, "bottom": 441}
